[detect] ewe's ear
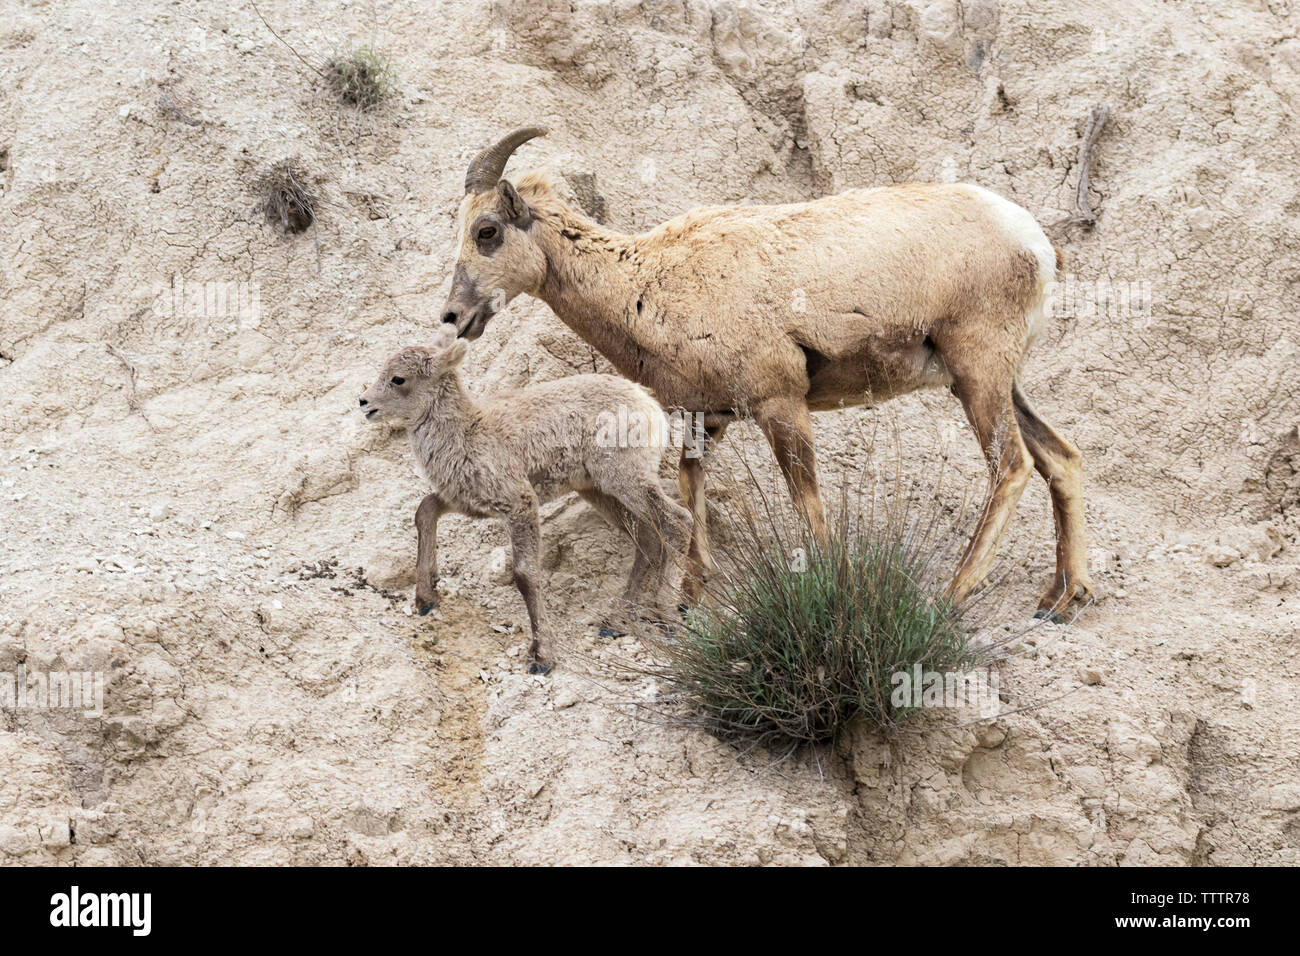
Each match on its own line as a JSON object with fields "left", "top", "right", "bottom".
{"left": 497, "top": 180, "right": 531, "bottom": 227}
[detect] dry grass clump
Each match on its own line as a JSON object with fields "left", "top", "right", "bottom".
{"left": 322, "top": 46, "right": 394, "bottom": 110}
{"left": 658, "top": 496, "right": 978, "bottom": 746}
{"left": 619, "top": 431, "right": 1030, "bottom": 751}
{"left": 255, "top": 159, "right": 319, "bottom": 234}
{"left": 250, "top": 5, "right": 395, "bottom": 111}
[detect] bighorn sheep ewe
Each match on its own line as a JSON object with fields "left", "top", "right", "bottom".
{"left": 359, "top": 326, "right": 691, "bottom": 673}
{"left": 438, "top": 127, "right": 1093, "bottom": 619}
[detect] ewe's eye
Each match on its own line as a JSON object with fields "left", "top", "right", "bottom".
{"left": 390, "top": 376, "right": 405, "bottom": 386}
{"left": 476, "top": 225, "right": 498, "bottom": 242}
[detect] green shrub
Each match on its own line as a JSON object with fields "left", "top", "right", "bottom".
{"left": 648, "top": 472, "right": 987, "bottom": 749}
{"left": 323, "top": 46, "right": 394, "bottom": 110}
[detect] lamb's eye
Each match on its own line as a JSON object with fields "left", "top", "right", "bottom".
{"left": 477, "top": 225, "right": 497, "bottom": 242}
{"left": 390, "top": 376, "right": 405, "bottom": 386}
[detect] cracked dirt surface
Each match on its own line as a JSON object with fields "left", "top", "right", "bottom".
{"left": 1, "top": 0, "right": 1298, "bottom": 864}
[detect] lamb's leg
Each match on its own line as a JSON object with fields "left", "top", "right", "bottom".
{"left": 754, "top": 398, "right": 830, "bottom": 546}
{"left": 414, "top": 493, "right": 445, "bottom": 615}
{"left": 578, "top": 490, "right": 652, "bottom": 636}
{"left": 611, "top": 476, "right": 693, "bottom": 622}
{"left": 504, "top": 492, "right": 552, "bottom": 674}
{"left": 679, "top": 423, "right": 727, "bottom": 605}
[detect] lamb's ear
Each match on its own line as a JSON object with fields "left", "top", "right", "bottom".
{"left": 445, "top": 339, "right": 469, "bottom": 367}
{"left": 418, "top": 351, "right": 441, "bottom": 378}
{"left": 497, "top": 180, "right": 532, "bottom": 227}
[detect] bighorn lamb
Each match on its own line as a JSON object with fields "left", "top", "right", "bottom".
{"left": 359, "top": 326, "right": 691, "bottom": 673}
{"left": 438, "top": 127, "right": 1093, "bottom": 619}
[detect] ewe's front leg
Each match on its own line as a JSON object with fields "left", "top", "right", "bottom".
{"left": 414, "top": 493, "right": 445, "bottom": 615}
{"left": 505, "top": 491, "right": 553, "bottom": 675}
{"left": 754, "top": 399, "right": 830, "bottom": 547}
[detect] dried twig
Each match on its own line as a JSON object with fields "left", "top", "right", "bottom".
{"left": 249, "top": 1, "right": 325, "bottom": 78}
{"left": 1072, "top": 103, "right": 1110, "bottom": 225}
{"left": 157, "top": 88, "right": 202, "bottom": 127}
{"left": 106, "top": 343, "right": 152, "bottom": 425}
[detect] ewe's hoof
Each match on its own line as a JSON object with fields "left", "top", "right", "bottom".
{"left": 527, "top": 660, "right": 554, "bottom": 676}
{"left": 677, "top": 603, "right": 690, "bottom": 618}
{"left": 1034, "top": 608, "right": 1065, "bottom": 623}
{"left": 417, "top": 602, "right": 438, "bottom": 616}
{"left": 597, "top": 626, "right": 620, "bottom": 638}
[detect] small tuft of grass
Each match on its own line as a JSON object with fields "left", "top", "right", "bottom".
{"left": 322, "top": 46, "right": 394, "bottom": 110}
{"left": 255, "top": 158, "right": 319, "bottom": 234}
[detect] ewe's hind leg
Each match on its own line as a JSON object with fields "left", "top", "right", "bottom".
{"left": 504, "top": 490, "right": 552, "bottom": 674}
{"left": 414, "top": 493, "right": 444, "bottom": 615}
{"left": 1012, "top": 380, "right": 1094, "bottom": 619}
{"left": 679, "top": 423, "right": 727, "bottom": 604}
{"left": 942, "top": 368, "right": 1034, "bottom": 607}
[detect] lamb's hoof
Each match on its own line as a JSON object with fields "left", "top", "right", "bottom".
{"left": 677, "top": 603, "right": 689, "bottom": 618}
{"left": 1033, "top": 608, "right": 1065, "bottom": 623}
{"left": 417, "top": 601, "right": 438, "bottom": 616}
{"left": 527, "top": 660, "right": 554, "bottom": 676}
{"left": 597, "top": 625, "right": 621, "bottom": 638}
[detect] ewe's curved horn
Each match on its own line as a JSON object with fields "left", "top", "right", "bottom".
{"left": 464, "top": 126, "right": 548, "bottom": 194}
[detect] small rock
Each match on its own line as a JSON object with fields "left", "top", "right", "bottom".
{"left": 1242, "top": 565, "right": 1298, "bottom": 591}
{"left": 363, "top": 550, "right": 415, "bottom": 590}
{"left": 224, "top": 530, "right": 246, "bottom": 541}
{"left": 289, "top": 816, "right": 315, "bottom": 839}
{"left": 1267, "top": 785, "right": 1300, "bottom": 811}
{"left": 1108, "top": 721, "right": 1160, "bottom": 765}
{"left": 553, "top": 687, "right": 581, "bottom": 710}
{"left": 1210, "top": 522, "right": 1283, "bottom": 565}
{"left": 0, "top": 825, "right": 35, "bottom": 857}
{"left": 1077, "top": 665, "right": 1103, "bottom": 685}
{"left": 480, "top": 547, "right": 513, "bottom": 586}
{"left": 148, "top": 503, "right": 172, "bottom": 522}
{"left": 1206, "top": 544, "right": 1239, "bottom": 568}
{"left": 1088, "top": 548, "right": 1119, "bottom": 575}
{"left": 40, "top": 818, "right": 72, "bottom": 848}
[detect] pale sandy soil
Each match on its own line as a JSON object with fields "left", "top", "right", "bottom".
{"left": 1, "top": 0, "right": 1297, "bottom": 864}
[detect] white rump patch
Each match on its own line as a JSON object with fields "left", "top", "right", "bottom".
{"left": 959, "top": 184, "right": 1056, "bottom": 347}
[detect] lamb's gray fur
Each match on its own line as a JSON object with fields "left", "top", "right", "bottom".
{"left": 360, "top": 326, "right": 691, "bottom": 672}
